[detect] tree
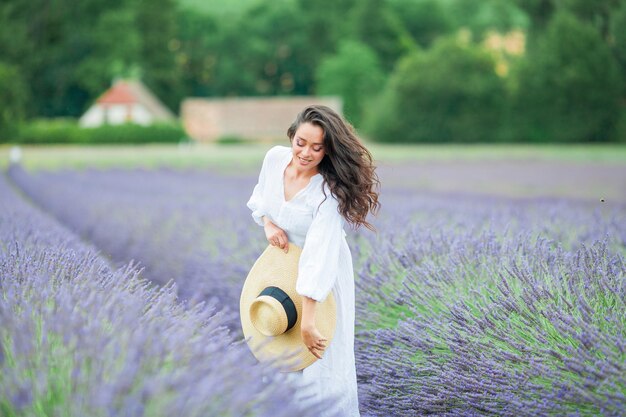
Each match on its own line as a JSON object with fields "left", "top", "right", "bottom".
{"left": 135, "top": 0, "right": 181, "bottom": 111}
{"left": 556, "top": 0, "right": 622, "bottom": 40}
{"left": 610, "top": 2, "right": 626, "bottom": 97}
{"left": 367, "top": 36, "right": 507, "bottom": 143}
{"left": 513, "top": 12, "right": 623, "bottom": 141}
{"left": 0, "top": 62, "right": 29, "bottom": 140}
{"left": 514, "top": 0, "right": 623, "bottom": 39}
{"left": 296, "top": 0, "right": 356, "bottom": 63}
{"left": 388, "top": 0, "right": 454, "bottom": 47}
{"left": 445, "top": 0, "right": 529, "bottom": 36}
{"left": 315, "top": 41, "right": 385, "bottom": 126}
{"left": 348, "top": 0, "right": 408, "bottom": 72}
{"left": 175, "top": 9, "right": 220, "bottom": 97}
{"left": 0, "top": 0, "right": 137, "bottom": 117}
{"left": 74, "top": 8, "right": 141, "bottom": 98}
{"left": 512, "top": 0, "right": 555, "bottom": 31}
{"left": 210, "top": 0, "right": 313, "bottom": 96}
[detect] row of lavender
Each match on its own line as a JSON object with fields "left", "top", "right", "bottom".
{"left": 7, "top": 165, "right": 626, "bottom": 416}
{"left": 356, "top": 189, "right": 625, "bottom": 416}
{"left": 0, "top": 171, "right": 329, "bottom": 417}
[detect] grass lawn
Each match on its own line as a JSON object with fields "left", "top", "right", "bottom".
{"left": 1, "top": 143, "right": 625, "bottom": 171}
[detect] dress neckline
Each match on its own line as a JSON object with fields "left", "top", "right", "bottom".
{"left": 281, "top": 152, "right": 321, "bottom": 203}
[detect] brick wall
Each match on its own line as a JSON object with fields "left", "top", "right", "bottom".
{"left": 181, "top": 97, "right": 342, "bottom": 142}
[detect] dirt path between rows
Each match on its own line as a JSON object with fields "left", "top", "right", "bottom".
{"left": 377, "top": 160, "right": 626, "bottom": 203}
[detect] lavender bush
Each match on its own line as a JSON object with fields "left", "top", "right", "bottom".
{"left": 355, "top": 229, "right": 625, "bottom": 416}
{"left": 0, "top": 172, "right": 332, "bottom": 417}
{"left": 5, "top": 164, "right": 626, "bottom": 416}
{"left": 352, "top": 188, "right": 625, "bottom": 415}
{"left": 7, "top": 166, "right": 262, "bottom": 330}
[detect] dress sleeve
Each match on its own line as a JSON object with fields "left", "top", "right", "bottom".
{"left": 246, "top": 148, "right": 273, "bottom": 227}
{"left": 296, "top": 192, "right": 344, "bottom": 302}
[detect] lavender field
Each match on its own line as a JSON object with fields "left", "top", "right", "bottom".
{"left": 2, "top": 152, "right": 626, "bottom": 416}
{"left": 0, "top": 170, "right": 334, "bottom": 416}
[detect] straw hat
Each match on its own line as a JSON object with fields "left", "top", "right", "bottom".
{"left": 240, "top": 243, "right": 336, "bottom": 372}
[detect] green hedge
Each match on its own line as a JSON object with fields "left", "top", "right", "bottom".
{"left": 366, "top": 37, "right": 507, "bottom": 143}
{"left": 7, "top": 119, "right": 187, "bottom": 144}
{"left": 511, "top": 12, "right": 623, "bottom": 142}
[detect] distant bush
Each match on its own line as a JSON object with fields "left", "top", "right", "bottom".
{"left": 616, "top": 110, "right": 626, "bottom": 143}
{"left": 216, "top": 135, "right": 247, "bottom": 145}
{"left": 0, "top": 61, "right": 29, "bottom": 141}
{"left": 611, "top": 3, "right": 626, "bottom": 98}
{"left": 366, "top": 37, "right": 507, "bottom": 143}
{"left": 316, "top": 40, "right": 385, "bottom": 127}
{"left": 512, "top": 12, "right": 623, "bottom": 142}
{"left": 11, "top": 120, "right": 186, "bottom": 144}
{"left": 14, "top": 118, "right": 84, "bottom": 144}
{"left": 85, "top": 123, "right": 186, "bottom": 144}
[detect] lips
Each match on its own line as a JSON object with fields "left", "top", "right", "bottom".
{"left": 299, "top": 157, "right": 312, "bottom": 165}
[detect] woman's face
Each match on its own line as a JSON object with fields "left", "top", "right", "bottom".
{"left": 291, "top": 122, "right": 325, "bottom": 174}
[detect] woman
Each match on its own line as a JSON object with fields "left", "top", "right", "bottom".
{"left": 246, "top": 105, "right": 380, "bottom": 416}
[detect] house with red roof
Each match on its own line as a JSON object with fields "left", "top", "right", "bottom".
{"left": 79, "top": 79, "right": 175, "bottom": 127}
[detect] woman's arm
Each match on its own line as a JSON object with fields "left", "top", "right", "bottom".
{"left": 247, "top": 146, "right": 284, "bottom": 227}
{"left": 300, "top": 296, "right": 327, "bottom": 359}
{"left": 295, "top": 191, "right": 342, "bottom": 302}
{"left": 262, "top": 216, "right": 289, "bottom": 253}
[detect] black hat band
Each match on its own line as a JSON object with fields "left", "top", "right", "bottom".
{"left": 259, "top": 286, "right": 298, "bottom": 332}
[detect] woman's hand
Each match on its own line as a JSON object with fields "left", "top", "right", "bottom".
{"left": 301, "top": 296, "right": 326, "bottom": 359}
{"left": 262, "top": 217, "right": 289, "bottom": 253}
{"left": 301, "top": 323, "right": 327, "bottom": 359}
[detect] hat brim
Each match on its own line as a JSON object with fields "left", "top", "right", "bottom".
{"left": 240, "top": 243, "right": 336, "bottom": 372}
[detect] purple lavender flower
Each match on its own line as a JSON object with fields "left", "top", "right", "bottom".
{"left": 5, "top": 162, "right": 626, "bottom": 416}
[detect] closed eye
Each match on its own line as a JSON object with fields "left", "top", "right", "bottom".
{"left": 297, "top": 138, "right": 323, "bottom": 152}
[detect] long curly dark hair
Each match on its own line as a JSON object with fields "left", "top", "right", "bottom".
{"left": 287, "top": 105, "right": 380, "bottom": 231}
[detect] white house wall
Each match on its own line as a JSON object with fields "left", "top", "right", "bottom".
{"left": 106, "top": 105, "right": 129, "bottom": 125}
{"left": 132, "top": 104, "right": 153, "bottom": 125}
{"left": 79, "top": 105, "right": 105, "bottom": 127}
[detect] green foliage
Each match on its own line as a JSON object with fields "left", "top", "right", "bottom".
{"left": 12, "top": 120, "right": 185, "bottom": 145}
{"left": 315, "top": 41, "right": 385, "bottom": 127}
{"left": 512, "top": 12, "right": 623, "bottom": 142}
{"left": 367, "top": 37, "right": 507, "bottom": 143}
{"left": 83, "top": 123, "right": 186, "bottom": 144}
{"left": 74, "top": 8, "right": 142, "bottom": 97}
{"left": 13, "top": 119, "right": 84, "bottom": 145}
{"left": 206, "top": 0, "right": 314, "bottom": 96}
{"left": 0, "top": 62, "right": 29, "bottom": 141}
{"left": 444, "top": 0, "right": 530, "bottom": 35}
{"left": 0, "top": 0, "right": 133, "bottom": 117}
{"left": 178, "top": 0, "right": 258, "bottom": 16}
{"left": 610, "top": 2, "right": 626, "bottom": 97}
{"left": 349, "top": 0, "right": 408, "bottom": 72}
{"left": 555, "top": 0, "right": 621, "bottom": 38}
{"left": 216, "top": 135, "right": 247, "bottom": 145}
{"left": 0, "top": 0, "right": 180, "bottom": 118}
{"left": 512, "top": 0, "right": 555, "bottom": 31}
{"left": 616, "top": 110, "right": 626, "bottom": 143}
{"left": 175, "top": 10, "right": 220, "bottom": 97}
{"left": 136, "top": 0, "right": 181, "bottom": 111}
{"left": 514, "top": 0, "right": 624, "bottom": 37}
{"left": 296, "top": 0, "right": 357, "bottom": 52}
{"left": 388, "top": 0, "right": 454, "bottom": 47}
{"left": 0, "top": 0, "right": 623, "bottom": 143}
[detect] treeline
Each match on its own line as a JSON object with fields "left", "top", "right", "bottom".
{"left": 1, "top": 0, "right": 625, "bottom": 142}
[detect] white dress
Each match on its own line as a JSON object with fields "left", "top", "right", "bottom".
{"left": 247, "top": 145, "right": 360, "bottom": 417}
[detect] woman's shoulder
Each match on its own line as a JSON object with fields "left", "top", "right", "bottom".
{"left": 307, "top": 178, "right": 340, "bottom": 212}
{"left": 264, "top": 145, "right": 291, "bottom": 162}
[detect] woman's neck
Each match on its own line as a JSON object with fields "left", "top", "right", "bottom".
{"left": 287, "top": 160, "right": 318, "bottom": 180}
